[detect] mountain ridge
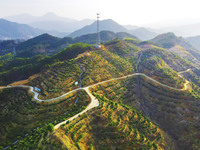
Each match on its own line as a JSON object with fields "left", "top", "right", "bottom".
{"left": 0, "top": 19, "right": 42, "bottom": 40}
{"left": 69, "top": 19, "right": 128, "bottom": 37}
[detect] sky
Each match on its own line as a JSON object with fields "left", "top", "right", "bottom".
{"left": 1, "top": 0, "right": 200, "bottom": 28}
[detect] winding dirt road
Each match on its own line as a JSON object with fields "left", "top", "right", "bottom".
{"left": 0, "top": 69, "right": 191, "bottom": 130}
{"left": 178, "top": 69, "right": 190, "bottom": 90}
{"left": 54, "top": 87, "right": 99, "bottom": 129}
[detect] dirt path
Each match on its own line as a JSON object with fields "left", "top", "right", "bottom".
{"left": 54, "top": 87, "right": 99, "bottom": 129}
{"left": 178, "top": 69, "right": 190, "bottom": 90}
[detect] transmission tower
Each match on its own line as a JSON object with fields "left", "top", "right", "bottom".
{"left": 96, "top": 13, "right": 101, "bottom": 48}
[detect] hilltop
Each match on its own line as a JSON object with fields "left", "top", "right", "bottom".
{"left": 74, "top": 31, "right": 139, "bottom": 44}
{"left": 151, "top": 32, "right": 193, "bottom": 49}
{"left": 151, "top": 32, "right": 200, "bottom": 66}
{"left": 16, "top": 34, "right": 72, "bottom": 57}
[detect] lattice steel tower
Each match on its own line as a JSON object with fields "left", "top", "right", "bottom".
{"left": 96, "top": 13, "right": 101, "bottom": 48}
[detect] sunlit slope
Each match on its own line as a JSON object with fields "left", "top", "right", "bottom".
{"left": 91, "top": 75, "right": 200, "bottom": 149}
{"left": 27, "top": 46, "right": 135, "bottom": 99}
{"left": 1, "top": 39, "right": 200, "bottom": 149}
{"left": 27, "top": 39, "right": 192, "bottom": 100}
{"left": 151, "top": 32, "right": 200, "bottom": 66}
{"left": 54, "top": 93, "right": 174, "bottom": 150}
{"left": 0, "top": 87, "right": 90, "bottom": 148}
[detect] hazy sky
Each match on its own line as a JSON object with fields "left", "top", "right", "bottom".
{"left": 1, "top": 0, "right": 200, "bottom": 28}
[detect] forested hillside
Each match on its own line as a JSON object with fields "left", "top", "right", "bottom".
{"left": 0, "top": 38, "right": 200, "bottom": 150}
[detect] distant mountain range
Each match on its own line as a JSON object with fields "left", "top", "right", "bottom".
{"left": 4, "top": 12, "right": 200, "bottom": 40}
{"left": 5, "top": 13, "right": 94, "bottom": 33}
{"left": 160, "top": 23, "right": 200, "bottom": 37}
{"left": 2, "top": 13, "right": 158, "bottom": 41}
{"left": 0, "top": 19, "right": 43, "bottom": 40}
{"left": 130, "top": 27, "right": 157, "bottom": 41}
{"left": 186, "top": 35, "right": 200, "bottom": 50}
{"left": 30, "top": 19, "right": 94, "bottom": 33}
{"left": 0, "top": 18, "right": 74, "bottom": 39}
{"left": 5, "top": 12, "right": 77, "bottom": 23}
{"left": 69, "top": 19, "right": 158, "bottom": 41}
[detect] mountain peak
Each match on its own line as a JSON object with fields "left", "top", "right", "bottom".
{"left": 155, "top": 32, "right": 176, "bottom": 39}
{"left": 69, "top": 19, "right": 128, "bottom": 38}
{"left": 151, "top": 32, "right": 193, "bottom": 49}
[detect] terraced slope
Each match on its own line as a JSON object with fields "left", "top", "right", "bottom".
{"left": 27, "top": 47, "right": 135, "bottom": 99}
{"left": 1, "top": 39, "right": 200, "bottom": 149}
{"left": 0, "top": 88, "right": 90, "bottom": 148}
{"left": 90, "top": 75, "right": 200, "bottom": 149}
{"left": 54, "top": 94, "right": 174, "bottom": 150}
{"left": 26, "top": 40, "right": 194, "bottom": 100}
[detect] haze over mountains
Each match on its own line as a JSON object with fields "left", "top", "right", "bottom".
{"left": 0, "top": 14, "right": 158, "bottom": 41}
{"left": 0, "top": 19, "right": 42, "bottom": 40}
{"left": 160, "top": 23, "right": 200, "bottom": 37}
{"left": 5, "top": 12, "right": 94, "bottom": 33}
{"left": 2, "top": 12, "right": 200, "bottom": 48}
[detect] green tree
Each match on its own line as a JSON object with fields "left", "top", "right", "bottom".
{"left": 46, "top": 123, "right": 54, "bottom": 132}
